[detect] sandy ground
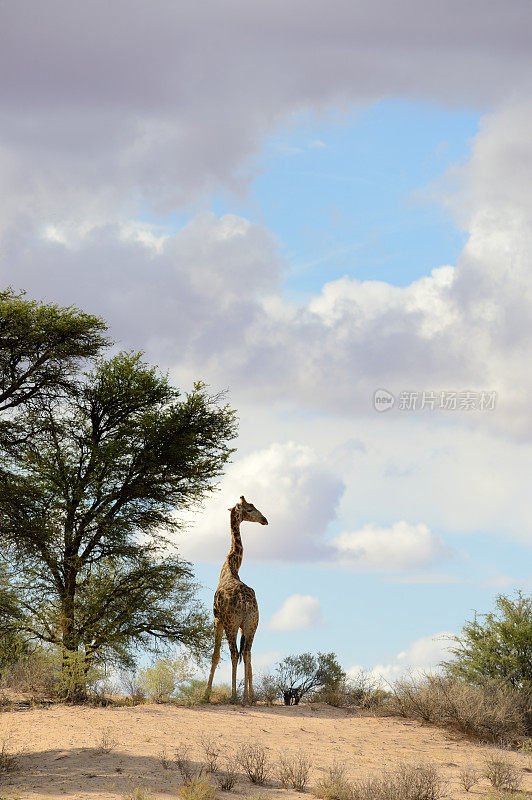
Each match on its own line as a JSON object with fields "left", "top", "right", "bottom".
{"left": 0, "top": 702, "right": 530, "bottom": 799}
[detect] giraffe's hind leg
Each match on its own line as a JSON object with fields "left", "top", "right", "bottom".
{"left": 204, "top": 618, "right": 224, "bottom": 702}
{"left": 242, "top": 630, "right": 256, "bottom": 705}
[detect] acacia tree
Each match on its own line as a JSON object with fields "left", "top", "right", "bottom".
{"left": 0, "top": 352, "right": 237, "bottom": 699}
{"left": 275, "top": 652, "right": 344, "bottom": 705}
{"left": 0, "top": 288, "right": 108, "bottom": 413}
{"left": 444, "top": 592, "right": 532, "bottom": 691}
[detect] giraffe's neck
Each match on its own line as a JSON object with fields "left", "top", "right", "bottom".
{"left": 225, "top": 507, "right": 243, "bottom": 577}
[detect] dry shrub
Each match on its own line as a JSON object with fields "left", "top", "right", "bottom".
{"left": 178, "top": 776, "right": 215, "bottom": 800}
{"left": 314, "top": 763, "right": 446, "bottom": 800}
{"left": 458, "top": 765, "right": 480, "bottom": 792}
{"left": 123, "top": 672, "right": 147, "bottom": 704}
{"left": 158, "top": 746, "right": 170, "bottom": 769}
{"left": 321, "top": 672, "right": 388, "bottom": 710}
{"left": 199, "top": 735, "right": 221, "bottom": 773}
{"left": 484, "top": 752, "right": 522, "bottom": 792}
{"left": 313, "top": 762, "right": 352, "bottom": 800}
{"left": 278, "top": 750, "right": 311, "bottom": 791}
{"left": 175, "top": 744, "right": 205, "bottom": 782}
{"left": 0, "top": 740, "right": 19, "bottom": 774}
{"left": 216, "top": 754, "right": 240, "bottom": 791}
{"left": 391, "top": 674, "right": 528, "bottom": 743}
{"left": 96, "top": 726, "right": 117, "bottom": 754}
{"left": 237, "top": 741, "right": 270, "bottom": 785}
{"left": 126, "top": 789, "right": 154, "bottom": 800}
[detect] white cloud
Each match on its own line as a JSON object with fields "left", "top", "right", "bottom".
{"left": 177, "top": 441, "right": 344, "bottom": 563}
{"left": 349, "top": 631, "right": 455, "bottom": 684}
{"left": 331, "top": 521, "right": 452, "bottom": 572}
{"left": 267, "top": 594, "right": 324, "bottom": 631}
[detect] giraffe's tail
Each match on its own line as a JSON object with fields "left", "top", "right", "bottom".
{"left": 238, "top": 633, "right": 246, "bottom": 663}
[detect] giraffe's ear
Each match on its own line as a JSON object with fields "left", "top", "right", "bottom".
{"left": 240, "top": 495, "right": 246, "bottom": 504}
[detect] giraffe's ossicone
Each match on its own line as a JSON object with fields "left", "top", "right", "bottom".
{"left": 204, "top": 496, "right": 268, "bottom": 705}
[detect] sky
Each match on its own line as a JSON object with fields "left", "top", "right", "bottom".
{"left": 1, "top": 0, "right": 532, "bottom": 685}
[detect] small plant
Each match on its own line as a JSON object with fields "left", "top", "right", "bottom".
{"left": 313, "top": 762, "right": 352, "bottom": 800}
{"left": 175, "top": 744, "right": 205, "bottom": 782}
{"left": 199, "top": 734, "right": 221, "bottom": 773}
{"left": 216, "top": 754, "right": 240, "bottom": 791}
{"left": 178, "top": 776, "right": 215, "bottom": 800}
{"left": 255, "top": 673, "right": 280, "bottom": 706}
{"left": 278, "top": 750, "right": 311, "bottom": 791}
{"left": 458, "top": 765, "right": 480, "bottom": 792}
{"left": 123, "top": 672, "right": 147, "bottom": 704}
{"left": 158, "top": 745, "right": 170, "bottom": 769}
{"left": 96, "top": 726, "right": 117, "bottom": 754}
{"left": 517, "top": 738, "right": 532, "bottom": 770}
{"left": 484, "top": 752, "right": 522, "bottom": 792}
{"left": 0, "top": 740, "right": 19, "bottom": 774}
{"left": 237, "top": 741, "right": 270, "bottom": 785}
{"left": 127, "top": 789, "right": 154, "bottom": 800}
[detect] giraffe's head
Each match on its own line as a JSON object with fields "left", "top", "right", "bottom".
{"left": 234, "top": 496, "right": 268, "bottom": 525}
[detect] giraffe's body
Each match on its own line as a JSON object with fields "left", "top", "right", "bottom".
{"left": 204, "top": 497, "right": 268, "bottom": 704}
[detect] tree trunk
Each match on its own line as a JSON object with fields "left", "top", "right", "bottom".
{"left": 60, "top": 567, "right": 86, "bottom": 703}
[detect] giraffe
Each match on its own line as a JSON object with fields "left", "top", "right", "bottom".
{"left": 204, "top": 496, "right": 268, "bottom": 704}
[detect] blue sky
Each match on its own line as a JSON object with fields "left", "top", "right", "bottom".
{"left": 3, "top": 0, "right": 532, "bottom": 687}
{"left": 212, "top": 101, "right": 478, "bottom": 295}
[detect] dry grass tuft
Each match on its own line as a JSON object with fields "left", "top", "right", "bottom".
{"left": 178, "top": 776, "right": 215, "bottom": 800}
{"left": 175, "top": 744, "right": 205, "bottom": 782}
{"left": 484, "top": 752, "right": 522, "bottom": 792}
{"left": 237, "top": 741, "right": 270, "bottom": 785}
{"left": 278, "top": 750, "right": 311, "bottom": 791}
{"left": 126, "top": 789, "right": 154, "bottom": 800}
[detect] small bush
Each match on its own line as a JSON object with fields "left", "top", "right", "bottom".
{"left": 313, "top": 762, "right": 352, "bottom": 800}
{"left": 123, "top": 672, "right": 147, "bottom": 704}
{"left": 199, "top": 735, "right": 221, "bottom": 773}
{"left": 255, "top": 672, "right": 280, "bottom": 706}
{"left": 314, "top": 763, "right": 446, "bottom": 800}
{"left": 175, "top": 744, "right": 204, "bottom": 782}
{"left": 458, "top": 765, "right": 480, "bottom": 792}
{"left": 0, "top": 740, "right": 19, "bottom": 774}
{"left": 278, "top": 750, "right": 311, "bottom": 791}
{"left": 175, "top": 679, "right": 232, "bottom": 706}
{"left": 178, "top": 776, "right": 215, "bottom": 800}
{"left": 216, "top": 754, "right": 240, "bottom": 791}
{"left": 137, "top": 656, "right": 194, "bottom": 703}
{"left": 126, "top": 789, "right": 154, "bottom": 800}
{"left": 237, "top": 742, "right": 270, "bottom": 785}
{"left": 95, "top": 726, "right": 117, "bottom": 754}
{"left": 319, "top": 671, "right": 388, "bottom": 709}
{"left": 158, "top": 746, "right": 170, "bottom": 769}
{"left": 484, "top": 752, "right": 522, "bottom": 792}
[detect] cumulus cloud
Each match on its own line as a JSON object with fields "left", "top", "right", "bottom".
{"left": 267, "top": 594, "right": 324, "bottom": 631}
{"left": 348, "top": 631, "right": 454, "bottom": 683}
{"left": 176, "top": 441, "right": 344, "bottom": 563}
{"left": 331, "top": 521, "right": 452, "bottom": 572}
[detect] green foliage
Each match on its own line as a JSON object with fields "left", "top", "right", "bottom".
{"left": 0, "top": 350, "right": 236, "bottom": 700}
{"left": 444, "top": 592, "right": 532, "bottom": 691}
{"left": 137, "top": 656, "right": 195, "bottom": 703}
{"left": 275, "top": 651, "right": 345, "bottom": 705}
{"left": 0, "top": 287, "right": 108, "bottom": 413}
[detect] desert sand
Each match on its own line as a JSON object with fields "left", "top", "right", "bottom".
{"left": 0, "top": 701, "right": 530, "bottom": 799}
